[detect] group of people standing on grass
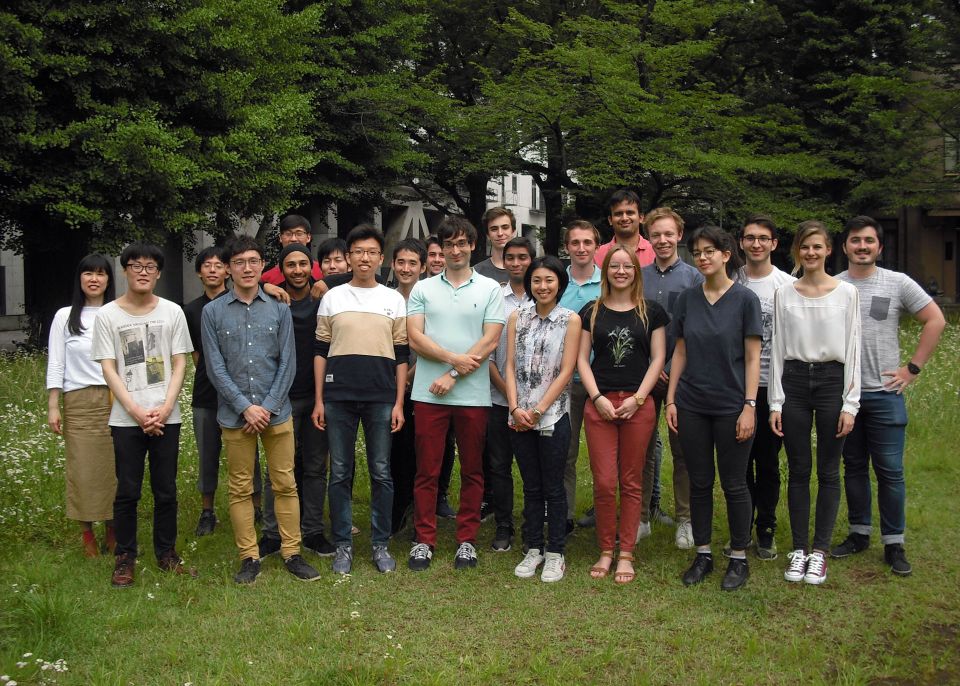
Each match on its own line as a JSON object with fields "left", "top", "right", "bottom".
{"left": 46, "top": 188, "right": 945, "bottom": 590}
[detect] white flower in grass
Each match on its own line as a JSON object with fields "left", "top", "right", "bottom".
{"left": 350, "top": 611, "right": 360, "bottom": 619}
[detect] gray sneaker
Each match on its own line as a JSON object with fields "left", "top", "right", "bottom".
{"left": 283, "top": 554, "right": 320, "bottom": 582}
{"left": 372, "top": 545, "right": 396, "bottom": 573}
{"left": 332, "top": 545, "right": 353, "bottom": 575}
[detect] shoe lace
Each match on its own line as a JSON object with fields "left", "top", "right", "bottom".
{"left": 543, "top": 555, "right": 562, "bottom": 575}
{"left": 411, "top": 543, "right": 430, "bottom": 560}
{"left": 787, "top": 549, "right": 807, "bottom": 572}
{"left": 456, "top": 542, "right": 476, "bottom": 558}
{"left": 521, "top": 549, "right": 541, "bottom": 566}
{"left": 806, "top": 552, "right": 825, "bottom": 576}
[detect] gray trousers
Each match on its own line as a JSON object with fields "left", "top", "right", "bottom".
{"left": 563, "top": 380, "right": 588, "bottom": 519}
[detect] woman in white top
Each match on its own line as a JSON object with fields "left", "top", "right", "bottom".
{"left": 506, "top": 256, "right": 581, "bottom": 583}
{"left": 46, "top": 254, "right": 118, "bottom": 557}
{"left": 769, "top": 221, "right": 861, "bottom": 585}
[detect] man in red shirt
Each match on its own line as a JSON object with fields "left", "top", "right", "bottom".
{"left": 594, "top": 190, "right": 655, "bottom": 268}
{"left": 261, "top": 214, "right": 323, "bottom": 285}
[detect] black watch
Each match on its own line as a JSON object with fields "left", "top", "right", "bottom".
{"left": 907, "top": 362, "right": 922, "bottom": 375}
{"left": 744, "top": 399, "right": 757, "bottom": 408}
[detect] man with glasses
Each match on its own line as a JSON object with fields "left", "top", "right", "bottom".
{"left": 312, "top": 225, "right": 408, "bottom": 574}
{"left": 736, "top": 215, "right": 794, "bottom": 560}
{"left": 183, "top": 246, "right": 263, "bottom": 537}
{"left": 406, "top": 216, "right": 506, "bottom": 571}
{"left": 261, "top": 214, "right": 323, "bottom": 285}
{"left": 202, "top": 235, "right": 320, "bottom": 584}
{"left": 92, "top": 243, "right": 193, "bottom": 587}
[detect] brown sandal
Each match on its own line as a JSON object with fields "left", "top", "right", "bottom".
{"left": 614, "top": 551, "right": 636, "bottom": 585}
{"left": 590, "top": 550, "right": 614, "bottom": 579}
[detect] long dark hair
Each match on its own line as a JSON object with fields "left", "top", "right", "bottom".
{"left": 68, "top": 254, "right": 115, "bottom": 336}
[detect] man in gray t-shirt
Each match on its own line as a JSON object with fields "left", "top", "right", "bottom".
{"left": 831, "top": 216, "right": 945, "bottom": 577}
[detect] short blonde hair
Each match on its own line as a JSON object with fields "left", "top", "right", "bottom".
{"left": 562, "top": 219, "right": 601, "bottom": 246}
{"left": 643, "top": 207, "right": 684, "bottom": 235}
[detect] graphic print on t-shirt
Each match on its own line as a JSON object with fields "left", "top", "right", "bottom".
{"left": 118, "top": 323, "right": 166, "bottom": 391}
{"left": 608, "top": 326, "right": 635, "bottom": 366}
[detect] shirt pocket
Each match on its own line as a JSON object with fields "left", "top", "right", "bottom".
{"left": 251, "top": 320, "right": 281, "bottom": 360}
{"left": 217, "top": 327, "right": 242, "bottom": 358}
{"left": 869, "top": 296, "right": 891, "bottom": 321}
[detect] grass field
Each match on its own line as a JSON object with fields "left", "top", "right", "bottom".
{"left": 0, "top": 319, "right": 958, "bottom": 685}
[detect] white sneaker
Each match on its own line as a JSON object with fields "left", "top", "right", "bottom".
{"left": 784, "top": 549, "right": 808, "bottom": 582}
{"left": 803, "top": 551, "right": 827, "bottom": 585}
{"left": 675, "top": 519, "right": 694, "bottom": 549}
{"left": 514, "top": 548, "right": 544, "bottom": 579}
{"left": 636, "top": 521, "right": 651, "bottom": 539}
{"left": 540, "top": 552, "right": 565, "bottom": 583}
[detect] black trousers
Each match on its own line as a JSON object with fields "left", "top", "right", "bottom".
{"left": 111, "top": 424, "right": 180, "bottom": 560}
{"left": 746, "top": 386, "right": 783, "bottom": 536}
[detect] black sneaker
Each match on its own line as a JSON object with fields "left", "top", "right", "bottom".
{"left": 284, "top": 554, "right": 321, "bottom": 582}
{"left": 682, "top": 553, "right": 714, "bottom": 586}
{"left": 258, "top": 535, "right": 281, "bottom": 559}
{"left": 479, "top": 502, "right": 493, "bottom": 523}
{"left": 756, "top": 528, "right": 778, "bottom": 560}
{"left": 408, "top": 542, "right": 433, "bottom": 571}
{"left": 303, "top": 532, "right": 336, "bottom": 557}
{"left": 721, "top": 558, "right": 749, "bottom": 591}
{"left": 454, "top": 541, "right": 478, "bottom": 570}
{"left": 195, "top": 509, "right": 217, "bottom": 537}
{"left": 831, "top": 533, "right": 870, "bottom": 558}
{"left": 491, "top": 525, "right": 513, "bottom": 552}
{"left": 884, "top": 544, "right": 912, "bottom": 576}
{"left": 234, "top": 557, "right": 261, "bottom": 585}
{"left": 577, "top": 506, "right": 596, "bottom": 528}
{"left": 436, "top": 495, "right": 457, "bottom": 519}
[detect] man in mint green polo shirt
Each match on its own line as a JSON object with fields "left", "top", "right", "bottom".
{"left": 558, "top": 220, "right": 602, "bottom": 528}
{"left": 406, "top": 216, "right": 506, "bottom": 571}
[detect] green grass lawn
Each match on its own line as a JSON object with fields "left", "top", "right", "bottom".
{"left": 1, "top": 319, "right": 958, "bottom": 685}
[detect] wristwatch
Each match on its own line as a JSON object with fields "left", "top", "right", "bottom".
{"left": 449, "top": 369, "right": 460, "bottom": 379}
{"left": 744, "top": 399, "right": 757, "bottom": 408}
{"left": 907, "top": 362, "right": 922, "bottom": 375}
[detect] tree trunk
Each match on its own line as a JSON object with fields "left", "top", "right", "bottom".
{"left": 464, "top": 172, "right": 491, "bottom": 262}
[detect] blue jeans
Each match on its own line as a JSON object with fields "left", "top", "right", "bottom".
{"left": 510, "top": 414, "right": 571, "bottom": 554}
{"left": 841, "top": 391, "right": 908, "bottom": 544}
{"left": 325, "top": 400, "right": 394, "bottom": 547}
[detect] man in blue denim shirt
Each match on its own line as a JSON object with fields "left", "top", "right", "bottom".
{"left": 202, "top": 235, "right": 320, "bottom": 585}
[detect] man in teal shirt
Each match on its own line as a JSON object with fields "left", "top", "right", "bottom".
{"left": 406, "top": 216, "right": 505, "bottom": 571}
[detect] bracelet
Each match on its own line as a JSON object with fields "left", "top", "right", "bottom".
{"left": 665, "top": 402, "right": 676, "bottom": 407}
{"left": 590, "top": 393, "right": 602, "bottom": 402}
{"left": 532, "top": 408, "right": 543, "bottom": 419}
{"left": 509, "top": 407, "right": 520, "bottom": 415}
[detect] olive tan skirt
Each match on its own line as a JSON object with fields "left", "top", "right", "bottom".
{"left": 62, "top": 386, "right": 116, "bottom": 521}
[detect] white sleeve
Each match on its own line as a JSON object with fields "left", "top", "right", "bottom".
{"left": 767, "top": 287, "right": 786, "bottom": 412}
{"left": 46, "top": 308, "right": 69, "bottom": 390}
{"left": 841, "top": 285, "right": 861, "bottom": 415}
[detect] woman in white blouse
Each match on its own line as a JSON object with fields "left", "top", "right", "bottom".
{"left": 505, "top": 256, "right": 581, "bottom": 583}
{"left": 46, "top": 254, "right": 118, "bottom": 557}
{"left": 769, "top": 221, "right": 861, "bottom": 585}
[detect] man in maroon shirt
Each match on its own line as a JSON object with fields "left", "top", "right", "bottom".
{"left": 261, "top": 214, "right": 323, "bottom": 285}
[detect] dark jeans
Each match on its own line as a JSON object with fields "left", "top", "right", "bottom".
{"left": 746, "top": 386, "right": 782, "bottom": 535}
{"left": 842, "top": 390, "right": 908, "bottom": 545}
{"left": 510, "top": 414, "right": 571, "bottom": 554}
{"left": 484, "top": 404, "right": 515, "bottom": 529}
{"left": 677, "top": 409, "right": 753, "bottom": 551}
{"left": 111, "top": 424, "right": 181, "bottom": 561}
{"left": 326, "top": 400, "right": 395, "bottom": 547}
{"left": 781, "top": 360, "right": 845, "bottom": 552}
{"left": 262, "top": 397, "right": 327, "bottom": 538}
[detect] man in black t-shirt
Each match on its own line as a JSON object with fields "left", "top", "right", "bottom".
{"left": 183, "top": 246, "right": 262, "bottom": 536}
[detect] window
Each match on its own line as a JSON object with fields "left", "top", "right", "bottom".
{"left": 530, "top": 179, "right": 544, "bottom": 211}
{"left": 511, "top": 175, "right": 518, "bottom": 194}
{"left": 946, "top": 133, "right": 959, "bottom": 176}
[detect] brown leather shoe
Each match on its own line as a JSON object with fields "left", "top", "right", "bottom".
{"left": 112, "top": 554, "right": 135, "bottom": 588}
{"left": 82, "top": 531, "right": 99, "bottom": 558}
{"left": 102, "top": 525, "right": 116, "bottom": 555}
{"left": 158, "top": 550, "right": 198, "bottom": 578}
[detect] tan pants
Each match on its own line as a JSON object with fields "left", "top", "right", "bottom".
{"left": 222, "top": 419, "right": 300, "bottom": 560}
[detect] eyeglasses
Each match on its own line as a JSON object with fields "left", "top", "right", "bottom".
{"left": 126, "top": 263, "right": 158, "bottom": 274}
{"left": 281, "top": 230, "right": 309, "bottom": 239}
{"left": 608, "top": 263, "right": 635, "bottom": 272}
{"left": 741, "top": 235, "right": 772, "bottom": 244}
{"left": 442, "top": 240, "right": 471, "bottom": 251}
{"left": 691, "top": 248, "right": 719, "bottom": 260}
{"left": 230, "top": 258, "right": 264, "bottom": 269}
{"left": 350, "top": 248, "right": 382, "bottom": 258}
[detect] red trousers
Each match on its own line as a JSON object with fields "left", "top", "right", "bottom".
{"left": 413, "top": 402, "right": 488, "bottom": 547}
{"left": 584, "top": 391, "right": 655, "bottom": 552}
